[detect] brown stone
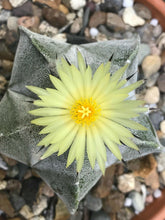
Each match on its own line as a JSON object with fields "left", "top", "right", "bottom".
{"left": 103, "top": 191, "right": 124, "bottom": 213}
{"left": 92, "top": 165, "right": 115, "bottom": 198}
{"left": 1, "top": 155, "right": 17, "bottom": 166}
{"left": 89, "top": 11, "right": 106, "bottom": 28}
{"left": 38, "top": 182, "right": 54, "bottom": 197}
{"left": 55, "top": 199, "right": 70, "bottom": 220}
{"left": 0, "top": 169, "right": 6, "bottom": 180}
{"left": 7, "top": 179, "right": 22, "bottom": 193}
{"left": 2, "top": 0, "right": 12, "bottom": 10}
{"left": 127, "top": 155, "right": 157, "bottom": 179}
{"left": 145, "top": 168, "right": 160, "bottom": 190}
{"left": 33, "top": 0, "right": 68, "bottom": 14}
{"left": 142, "top": 55, "right": 161, "bottom": 78}
{"left": 134, "top": 3, "right": 151, "bottom": 20}
{"left": 161, "top": 49, "right": 165, "bottom": 65}
{"left": 106, "top": 13, "right": 125, "bottom": 32}
{"left": 157, "top": 73, "right": 165, "bottom": 92}
{"left": 42, "top": 8, "right": 67, "bottom": 28}
{"left": 0, "top": 191, "right": 15, "bottom": 217}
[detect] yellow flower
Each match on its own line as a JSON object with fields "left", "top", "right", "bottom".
{"left": 26, "top": 52, "right": 147, "bottom": 174}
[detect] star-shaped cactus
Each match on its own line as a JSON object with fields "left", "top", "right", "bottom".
{"left": 0, "top": 27, "right": 163, "bottom": 213}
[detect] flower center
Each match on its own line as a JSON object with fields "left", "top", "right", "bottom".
{"left": 71, "top": 98, "right": 101, "bottom": 125}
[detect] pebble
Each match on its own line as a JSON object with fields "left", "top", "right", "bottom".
{"left": 153, "top": 189, "right": 162, "bottom": 198}
{"left": 146, "top": 72, "right": 159, "bottom": 88}
{"left": 156, "top": 153, "right": 165, "bottom": 172}
{"left": 149, "top": 111, "right": 164, "bottom": 130}
{"left": 160, "top": 120, "right": 165, "bottom": 134}
{"left": 150, "top": 18, "right": 158, "bottom": 27}
{"left": 66, "top": 13, "right": 76, "bottom": 22}
{"left": 70, "top": 0, "right": 86, "bottom": 10}
{"left": 160, "top": 170, "right": 165, "bottom": 185}
{"left": 0, "top": 180, "right": 7, "bottom": 190}
{"left": 129, "top": 191, "right": 145, "bottom": 213}
{"left": 145, "top": 169, "right": 160, "bottom": 190}
{"left": 122, "top": 7, "right": 145, "bottom": 27}
{"left": 53, "top": 33, "right": 67, "bottom": 42}
{"left": 157, "top": 73, "right": 165, "bottom": 92}
{"left": 2, "top": 0, "right": 13, "bottom": 10}
{"left": 150, "top": 43, "right": 161, "bottom": 56}
{"left": 0, "top": 10, "right": 11, "bottom": 23}
{"left": 0, "top": 191, "right": 15, "bottom": 217}
{"left": 118, "top": 174, "right": 135, "bottom": 193}
{"left": 19, "top": 205, "right": 34, "bottom": 219}
{"left": 31, "top": 216, "right": 45, "bottom": 220}
{"left": 70, "top": 17, "right": 82, "bottom": 34}
{"left": 145, "top": 194, "right": 154, "bottom": 204}
{"left": 144, "top": 86, "right": 160, "bottom": 104}
{"left": 136, "top": 24, "right": 154, "bottom": 43}
{"left": 9, "top": 0, "right": 28, "bottom": 8}
{"left": 6, "top": 179, "right": 22, "bottom": 193}
{"left": 39, "top": 182, "right": 54, "bottom": 198}
{"left": 91, "top": 210, "right": 111, "bottom": 220}
{"left": 12, "top": 1, "right": 33, "bottom": 17}
{"left": 86, "top": 193, "right": 102, "bottom": 211}
{"left": 134, "top": 3, "right": 151, "bottom": 20}
{"left": 7, "top": 16, "right": 18, "bottom": 31}
{"left": 106, "top": 13, "right": 125, "bottom": 32}
{"left": 123, "top": 0, "right": 134, "bottom": 8}
{"left": 0, "top": 156, "right": 8, "bottom": 170}
{"left": 103, "top": 190, "right": 124, "bottom": 213}
{"left": 100, "top": 0, "right": 123, "bottom": 13}
{"left": 0, "top": 169, "right": 6, "bottom": 180}
{"left": 92, "top": 165, "right": 115, "bottom": 199}
{"left": 18, "top": 16, "right": 40, "bottom": 30}
{"left": 10, "top": 193, "right": 25, "bottom": 212}
{"left": 153, "top": 25, "right": 162, "bottom": 38}
{"left": 90, "top": 27, "right": 99, "bottom": 38}
{"left": 6, "top": 165, "right": 19, "bottom": 178}
{"left": 55, "top": 199, "right": 70, "bottom": 220}
{"left": 89, "top": 11, "right": 106, "bottom": 28}
{"left": 33, "top": 196, "right": 48, "bottom": 215}
{"left": 124, "top": 197, "right": 132, "bottom": 207}
{"left": 42, "top": 8, "right": 67, "bottom": 28}
{"left": 39, "top": 21, "right": 58, "bottom": 37}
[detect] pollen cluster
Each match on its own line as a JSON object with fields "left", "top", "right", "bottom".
{"left": 70, "top": 98, "right": 101, "bottom": 125}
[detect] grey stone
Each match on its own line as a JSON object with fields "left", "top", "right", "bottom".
{"left": 0, "top": 10, "right": 11, "bottom": 23}
{"left": 0, "top": 156, "right": 8, "bottom": 170}
{"left": 86, "top": 193, "right": 102, "bottom": 211}
{"left": 149, "top": 111, "right": 164, "bottom": 130}
{"left": 134, "top": 3, "right": 151, "bottom": 20}
{"left": 100, "top": 0, "right": 122, "bottom": 13}
{"left": 155, "top": 153, "right": 165, "bottom": 172}
{"left": 7, "top": 16, "right": 18, "bottom": 31}
{"left": 10, "top": 193, "right": 26, "bottom": 211}
{"left": 146, "top": 72, "right": 159, "bottom": 88}
{"left": 91, "top": 210, "right": 111, "bottom": 220}
{"left": 129, "top": 191, "right": 145, "bottom": 213}
{"left": 6, "top": 166, "right": 19, "bottom": 178}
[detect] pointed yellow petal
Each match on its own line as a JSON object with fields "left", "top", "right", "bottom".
{"left": 96, "top": 154, "right": 105, "bottom": 175}
{"left": 103, "top": 137, "right": 122, "bottom": 160}
{"left": 31, "top": 116, "right": 64, "bottom": 126}
{"left": 77, "top": 51, "right": 86, "bottom": 74}
{"left": 41, "top": 144, "right": 59, "bottom": 159}
{"left": 29, "top": 108, "right": 69, "bottom": 116}
{"left": 87, "top": 127, "right": 96, "bottom": 169}
{"left": 120, "top": 137, "right": 139, "bottom": 150}
{"left": 26, "top": 86, "right": 48, "bottom": 96}
{"left": 58, "top": 124, "right": 79, "bottom": 155}
{"left": 110, "top": 63, "right": 129, "bottom": 82}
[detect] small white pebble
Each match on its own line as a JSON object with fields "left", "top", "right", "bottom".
{"left": 150, "top": 18, "right": 158, "bottom": 27}
{"left": 123, "top": 0, "right": 134, "bottom": 8}
{"left": 160, "top": 120, "right": 165, "bottom": 134}
{"left": 90, "top": 27, "right": 99, "bottom": 38}
{"left": 124, "top": 197, "right": 132, "bottom": 207}
{"left": 153, "top": 189, "right": 162, "bottom": 198}
{"left": 70, "top": 0, "right": 86, "bottom": 10}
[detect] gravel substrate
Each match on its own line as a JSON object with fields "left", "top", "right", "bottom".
{"left": 0, "top": 0, "right": 165, "bottom": 219}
